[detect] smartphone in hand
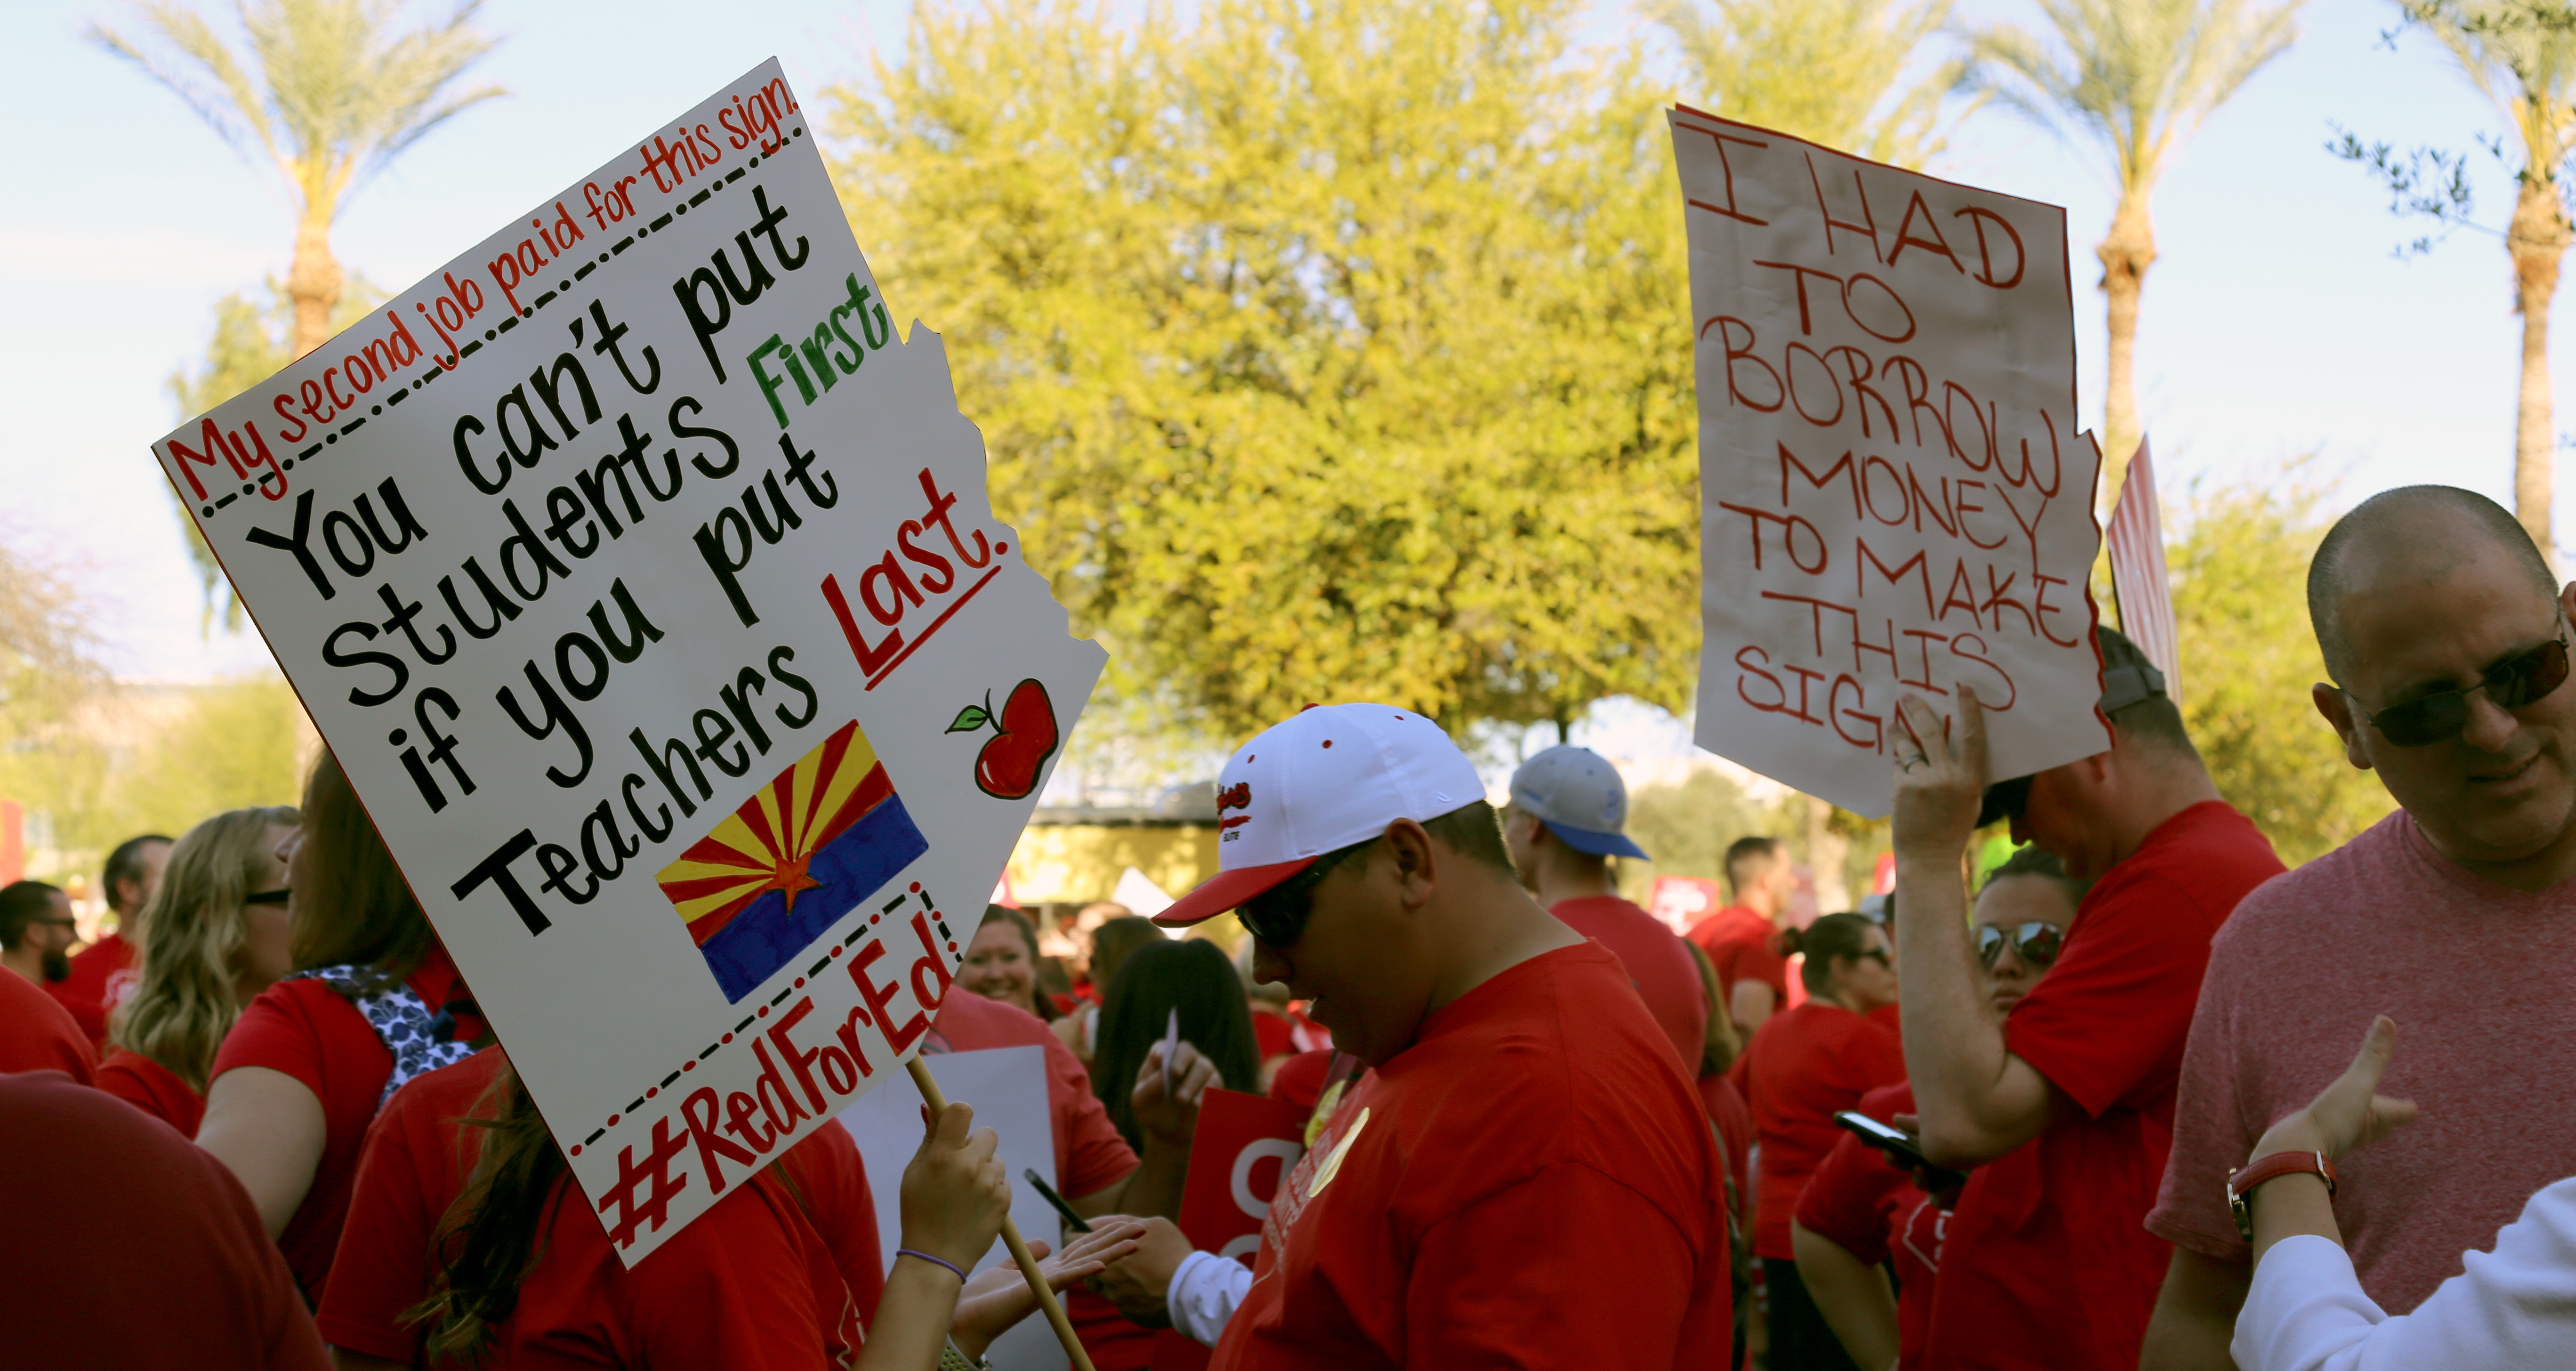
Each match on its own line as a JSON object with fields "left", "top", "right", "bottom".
{"left": 1834, "top": 1110, "right": 1969, "bottom": 1194}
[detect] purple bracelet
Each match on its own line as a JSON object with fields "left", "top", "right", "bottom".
{"left": 898, "top": 1248, "right": 970, "bottom": 1282}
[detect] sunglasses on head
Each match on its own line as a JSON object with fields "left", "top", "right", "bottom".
{"left": 2336, "top": 629, "right": 2572, "bottom": 748}
{"left": 1975, "top": 921, "right": 2063, "bottom": 968}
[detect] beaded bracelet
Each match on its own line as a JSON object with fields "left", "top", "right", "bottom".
{"left": 896, "top": 1247, "right": 969, "bottom": 1283}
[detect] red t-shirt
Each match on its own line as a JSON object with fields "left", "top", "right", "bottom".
{"left": 1699, "top": 1071, "right": 1755, "bottom": 1232}
{"left": 930, "top": 986, "right": 1151, "bottom": 1369}
{"left": 47, "top": 930, "right": 137, "bottom": 1050}
{"left": 1268, "top": 1049, "right": 1335, "bottom": 1113}
{"left": 1689, "top": 906, "right": 1789, "bottom": 1013}
{"left": 1925, "top": 800, "right": 2281, "bottom": 1371}
{"left": 0, "top": 1070, "right": 330, "bottom": 1371}
{"left": 0, "top": 966, "right": 97, "bottom": 1083}
{"left": 492, "top": 1167, "right": 860, "bottom": 1368}
{"left": 1552, "top": 894, "right": 1711, "bottom": 1074}
{"left": 97, "top": 1049, "right": 206, "bottom": 1137}
{"left": 208, "top": 944, "right": 483, "bottom": 1304}
{"left": 1252, "top": 1008, "right": 1298, "bottom": 1063}
{"left": 1213, "top": 942, "right": 1728, "bottom": 1370}
{"left": 1736, "top": 999, "right": 1907, "bottom": 1260}
{"left": 2150, "top": 809, "right": 2576, "bottom": 1314}
{"left": 319, "top": 1048, "right": 880, "bottom": 1363}
{"left": 1795, "top": 1083, "right": 1943, "bottom": 1371}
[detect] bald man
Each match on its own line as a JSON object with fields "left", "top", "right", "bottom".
{"left": 2140, "top": 486, "right": 2576, "bottom": 1369}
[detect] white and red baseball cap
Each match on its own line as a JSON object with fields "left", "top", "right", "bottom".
{"left": 1154, "top": 703, "right": 1486, "bottom": 927}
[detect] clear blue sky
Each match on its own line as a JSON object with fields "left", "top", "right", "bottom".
{"left": 0, "top": 0, "right": 2554, "bottom": 684}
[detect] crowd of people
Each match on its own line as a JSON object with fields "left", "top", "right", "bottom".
{"left": 7, "top": 482, "right": 2576, "bottom": 1369}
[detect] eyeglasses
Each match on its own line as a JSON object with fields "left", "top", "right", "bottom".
{"left": 1239, "top": 842, "right": 1370, "bottom": 947}
{"left": 2336, "top": 630, "right": 2572, "bottom": 748}
{"left": 1855, "top": 948, "right": 1892, "bottom": 969}
{"left": 243, "top": 889, "right": 291, "bottom": 906}
{"left": 1975, "top": 921, "right": 2064, "bottom": 968}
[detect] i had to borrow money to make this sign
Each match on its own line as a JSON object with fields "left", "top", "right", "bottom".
{"left": 1669, "top": 107, "right": 2107, "bottom": 819}
{"left": 149, "top": 60, "right": 1107, "bottom": 1264}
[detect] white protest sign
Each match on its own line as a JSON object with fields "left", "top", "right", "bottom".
{"left": 148, "top": 60, "right": 1105, "bottom": 1264}
{"left": 1669, "top": 108, "right": 2107, "bottom": 817}
{"left": 844, "top": 1046, "right": 1068, "bottom": 1371}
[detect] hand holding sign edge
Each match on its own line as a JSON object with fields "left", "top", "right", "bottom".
{"left": 1892, "top": 685, "right": 1989, "bottom": 863}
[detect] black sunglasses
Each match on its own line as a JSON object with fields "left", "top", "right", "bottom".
{"left": 2336, "top": 631, "right": 2572, "bottom": 749}
{"left": 1239, "top": 842, "right": 1371, "bottom": 947}
{"left": 243, "top": 888, "right": 292, "bottom": 906}
{"left": 1975, "top": 921, "right": 2063, "bottom": 968}
{"left": 1855, "top": 948, "right": 1892, "bottom": 969}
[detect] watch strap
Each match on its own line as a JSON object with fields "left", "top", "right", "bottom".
{"left": 2226, "top": 1150, "right": 2337, "bottom": 1243}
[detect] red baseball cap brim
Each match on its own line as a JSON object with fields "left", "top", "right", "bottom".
{"left": 1151, "top": 856, "right": 1313, "bottom": 927}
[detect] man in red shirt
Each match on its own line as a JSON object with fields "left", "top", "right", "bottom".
{"left": 0, "top": 879, "right": 77, "bottom": 988}
{"left": 2144, "top": 487, "right": 2576, "bottom": 1366}
{"left": 0, "top": 1070, "right": 328, "bottom": 1370}
{"left": 47, "top": 833, "right": 169, "bottom": 1048}
{"left": 1154, "top": 703, "right": 1728, "bottom": 1369}
{"left": 1502, "top": 743, "right": 1709, "bottom": 1073}
{"left": 1689, "top": 836, "right": 1794, "bottom": 1038}
{"left": 1888, "top": 627, "right": 2284, "bottom": 1371}
{"left": 0, "top": 958, "right": 97, "bottom": 1082}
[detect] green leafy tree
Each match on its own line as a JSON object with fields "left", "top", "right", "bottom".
{"left": 167, "top": 279, "right": 382, "bottom": 630}
{"left": 2334, "top": 1, "right": 2576, "bottom": 565}
{"left": 1974, "top": 0, "right": 2304, "bottom": 502}
{"left": 111, "top": 678, "right": 314, "bottom": 837}
{"left": 832, "top": 0, "right": 1699, "bottom": 742}
{"left": 2166, "top": 466, "right": 2391, "bottom": 864}
{"left": 1655, "top": 0, "right": 1979, "bottom": 170}
{"left": 0, "top": 547, "right": 112, "bottom": 853}
{"left": 90, "top": 0, "right": 503, "bottom": 356}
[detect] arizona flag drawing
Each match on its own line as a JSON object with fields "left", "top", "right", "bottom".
{"left": 656, "top": 719, "right": 931, "bottom": 1002}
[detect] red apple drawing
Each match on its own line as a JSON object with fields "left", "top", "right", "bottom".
{"left": 949, "top": 678, "right": 1060, "bottom": 799}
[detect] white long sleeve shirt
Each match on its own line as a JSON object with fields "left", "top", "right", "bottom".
{"left": 2234, "top": 1175, "right": 2576, "bottom": 1371}
{"left": 1167, "top": 1249, "right": 1254, "bottom": 1346}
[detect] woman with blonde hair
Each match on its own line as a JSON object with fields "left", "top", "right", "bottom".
{"left": 197, "top": 749, "right": 484, "bottom": 1306}
{"left": 96, "top": 804, "right": 301, "bottom": 1137}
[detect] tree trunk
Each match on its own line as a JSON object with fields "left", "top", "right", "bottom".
{"left": 1803, "top": 794, "right": 1851, "bottom": 914}
{"left": 287, "top": 207, "right": 344, "bottom": 359}
{"left": 2509, "top": 174, "right": 2568, "bottom": 572}
{"left": 2096, "top": 190, "right": 2158, "bottom": 512}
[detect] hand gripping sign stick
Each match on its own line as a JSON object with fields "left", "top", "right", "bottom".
{"left": 906, "top": 1056, "right": 1099, "bottom": 1371}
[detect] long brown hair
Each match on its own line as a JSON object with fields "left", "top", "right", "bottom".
{"left": 112, "top": 806, "right": 300, "bottom": 1090}
{"left": 407, "top": 1060, "right": 565, "bottom": 1359}
{"left": 291, "top": 749, "right": 435, "bottom": 983}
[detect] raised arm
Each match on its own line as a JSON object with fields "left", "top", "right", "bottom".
{"left": 1890, "top": 690, "right": 2067, "bottom": 1167}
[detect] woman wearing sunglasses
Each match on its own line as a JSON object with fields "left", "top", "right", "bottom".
{"left": 1793, "top": 849, "right": 2085, "bottom": 1371}
{"left": 96, "top": 805, "right": 302, "bottom": 1138}
{"left": 1735, "top": 911, "right": 1907, "bottom": 1371}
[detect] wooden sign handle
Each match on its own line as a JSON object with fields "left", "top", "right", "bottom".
{"left": 907, "top": 1055, "right": 1099, "bottom": 1371}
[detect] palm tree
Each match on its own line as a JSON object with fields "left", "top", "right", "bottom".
{"left": 1656, "top": 0, "right": 1978, "bottom": 172}
{"left": 90, "top": 0, "right": 505, "bottom": 358}
{"left": 2392, "top": 1, "right": 2576, "bottom": 562}
{"left": 1974, "top": 0, "right": 2303, "bottom": 505}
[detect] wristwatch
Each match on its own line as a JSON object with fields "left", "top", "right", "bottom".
{"left": 2226, "top": 1151, "right": 2337, "bottom": 1243}
{"left": 938, "top": 1339, "right": 991, "bottom": 1371}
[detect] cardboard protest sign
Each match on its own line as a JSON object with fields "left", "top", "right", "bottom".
{"left": 1669, "top": 109, "right": 2105, "bottom": 817}
{"left": 148, "top": 60, "right": 1105, "bottom": 1263}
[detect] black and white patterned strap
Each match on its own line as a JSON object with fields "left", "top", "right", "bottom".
{"left": 291, "top": 964, "right": 478, "bottom": 1108}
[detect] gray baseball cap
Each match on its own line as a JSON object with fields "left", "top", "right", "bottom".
{"left": 1508, "top": 745, "right": 1651, "bottom": 860}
